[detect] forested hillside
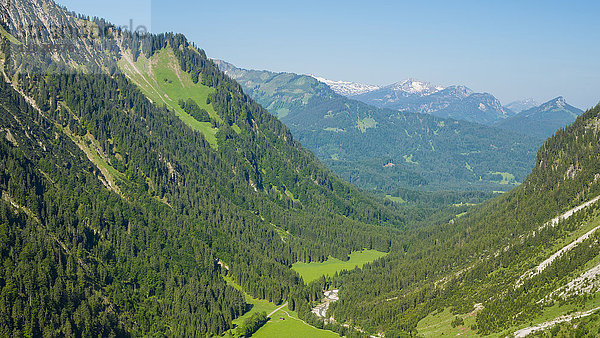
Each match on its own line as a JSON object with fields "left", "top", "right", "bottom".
{"left": 217, "top": 61, "right": 541, "bottom": 192}
{"left": 326, "top": 103, "right": 600, "bottom": 336}
{"left": 0, "top": 0, "right": 438, "bottom": 335}
{"left": 1, "top": 1, "right": 599, "bottom": 337}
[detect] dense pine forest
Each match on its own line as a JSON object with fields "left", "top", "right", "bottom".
{"left": 326, "top": 104, "right": 600, "bottom": 335}
{"left": 0, "top": 0, "right": 599, "bottom": 337}
{"left": 0, "top": 0, "right": 456, "bottom": 335}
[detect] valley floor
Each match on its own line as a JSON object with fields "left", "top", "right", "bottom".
{"left": 223, "top": 276, "right": 337, "bottom": 337}
{"left": 223, "top": 249, "right": 387, "bottom": 336}
{"left": 291, "top": 249, "right": 388, "bottom": 283}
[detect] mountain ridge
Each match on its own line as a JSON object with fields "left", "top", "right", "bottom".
{"left": 505, "top": 98, "right": 539, "bottom": 113}
{"left": 218, "top": 61, "right": 541, "bottom": 192}
{"left": 495, "top": 96, "right": 583, "bottom": 139}
{"left": 309, "top": 74, "right": 380, "bottom": 96}
{"left": 351, "top": 81, "right": 515, "bottom": 125}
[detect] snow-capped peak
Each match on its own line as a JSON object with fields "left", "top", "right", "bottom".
{"left": 540, "top": 96, "right": 568, "bottom": 112}
{"left": 309, "top": 75, "right": 381, "bottom": 96}
{"left": 554, "top": 96, "right": 566, "bottom": 107}
{"left": 386, "top": 78, "right": 445, "bottom": 96}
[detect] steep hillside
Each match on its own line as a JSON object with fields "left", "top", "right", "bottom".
{"left": 495, "top": 96, "right": 584, "bottom": 139}
{"left": 218, "top": 61, "right": 541, "bottom": 192}
{"left": 0, "top": 0, "right": 422, "bottom": 335}
{"left": 326, "top": 103, "right": 600, "bottom": 336}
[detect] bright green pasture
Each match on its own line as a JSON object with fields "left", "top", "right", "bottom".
{"left": 292, "top": 249, "right": 388, "bottom": 283}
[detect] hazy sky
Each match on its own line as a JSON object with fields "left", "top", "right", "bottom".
{"left": 58, "top": 0, "right": 600, "bottom": 109}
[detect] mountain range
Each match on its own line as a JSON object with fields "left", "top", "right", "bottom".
{"left": 315, "top": 76, "right": 514, "bottom": 125}
{"left": 313, "top": 76, "right": 583, "bottom": 129}
{"left": 1, "top": 0, "right": 600, "bottom": 337}
{"left": 217, "top": 60, "right": 540, "bottom": 192}
{"left": 308, "top": 75, "right": 380, "bottom": 96}
{"left": 0, "top": 1, "right": 414, "bottom": 335}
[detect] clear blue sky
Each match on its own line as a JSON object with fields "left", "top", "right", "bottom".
{"left": 58, "top": 0, "right": 600, "bottom": 109}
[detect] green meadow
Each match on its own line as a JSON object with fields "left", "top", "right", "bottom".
{"left": 223, "top": 276, "right": 336, "bottom": 337}
{"left": 416, "top": 307, "right": 478, "bottom": 337}
{"left": 252, "top": 306, "right": 337, "bottom": 338}
{"left": 292, "top": 249, "right": 388, "bottom": 283}
{"left": 118, "top": 47, "right": 222, "bottom": 147}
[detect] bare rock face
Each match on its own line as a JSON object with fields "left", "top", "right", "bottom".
{"left": 0, "top": 0, "right": 134, "bottom": 74}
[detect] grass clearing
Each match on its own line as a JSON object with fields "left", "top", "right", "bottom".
{"left": 118, "top": 47, "right": 220, "bottom": 148}
{"left": 223, "top": 276, "right": 278, "bottom": 330}
{"left": 356, "top": 117, "right": 378, "bottom": 132}
{"left": 417, "top": 307, "right": 478, "bottom": 337}
{"left": 292, "top": 249, "right": 388, "bottom": 283}
{"left": 385, "top": 195, "right": 406, "bottom": 204}
{"left": 223, "top": 276, "right": 337, "bottom": 337}
{"left": 404, "top": 154, "right": 419, "bottom": 164}
{"left": 252, "top": 306, "right": 337, "bottom": 338}
{"left": 490, "top": 171, "right": 517, "bottom": 185}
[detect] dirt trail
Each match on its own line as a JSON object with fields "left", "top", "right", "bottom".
{"left": 268, "top": 302, "right": 288, "bottom": 318}
{"left": 534, "top": 225, "right": 600, "bottom": 273}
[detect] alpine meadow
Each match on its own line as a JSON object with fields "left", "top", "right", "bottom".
{"left": 0, "top": 0, "right": 599, "bottom": 337}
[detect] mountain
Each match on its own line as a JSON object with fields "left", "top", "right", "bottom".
{"left": 495, "top": 97, "right": 583, "bottom": 139}
{"left": 432, "top": 90, "right": 515, "bottom": 124}
{"left": 505, "top": 98, "right": 539, "bottom": 113}
{"left": 327, "top": 103, "right": 600, "bottom": 336}
{"left": 365, "top": 78, "right": 445, "bottom": 98}
{"left": 217, "top": 61, "right": 541, "bottom": 192}
{"left": 3, "top": 1, "right": 599, "bottom": 337}
{"left": 0, "top": 1, "right": 415, "bottom": 335}
{"left": 351, "top": 81, "right": 515, "bottom": 125}
{"left": 309, "top": 75, "right": 380, "bottom": 96}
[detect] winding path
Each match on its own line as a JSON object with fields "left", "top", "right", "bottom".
{"left": 268, "top": 302, "right": 288, "bottom": 318}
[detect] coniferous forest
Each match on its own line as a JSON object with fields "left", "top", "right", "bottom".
{"left": 0, "top": 0, "right": 599, "bottom": 337}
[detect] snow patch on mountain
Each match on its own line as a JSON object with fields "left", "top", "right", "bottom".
{"left": 310, "top": 75, "right": 380, "bottom": 96}
{"left": 386, "top": 78, "right": 445, "bottom": 96}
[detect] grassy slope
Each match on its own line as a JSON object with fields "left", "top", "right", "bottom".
{"left": 225, "top": 248, "right": 388, "bottom": 335}
{"left": 418, "top": 294, "right": 600, "bottom": 338}
{"left": 253, "top": 306, "right": 337, "bottom": 338}
{"left": 223, "top": 276, "right": 336, "bottom": 337}
{"left": 417, "top": 308, "right": 478, "bottom": 337}
{"left": 292, "top": 249, "right": 388, "bottom": 283}
{"left": 117, "top": 48, "right": 221, "bottom": 147}
{"left": 0, "top": 25, "right": 21, "bottom": 45}
{"left": 223, "top": 276, "right": 278, "bottom": 327}
{"left": 417, "top": 212, "right": 600, "bottom": 337}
